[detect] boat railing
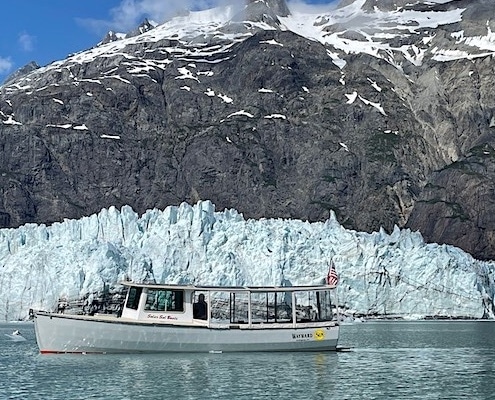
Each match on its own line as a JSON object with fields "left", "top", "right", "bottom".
{"left": 207, "top": 318, "right": 337, "bottom": 330}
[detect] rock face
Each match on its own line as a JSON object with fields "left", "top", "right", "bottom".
{"left": 1, "top": 0, "right": 495, "bottom": 259}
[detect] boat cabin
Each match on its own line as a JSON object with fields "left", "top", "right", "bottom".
{"left": 120, "top": 282, "right": 337, "bottom": 328}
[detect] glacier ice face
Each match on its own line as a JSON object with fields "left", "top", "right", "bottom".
{"left": 0, "top": 200, "right": 493, "bottom": 321}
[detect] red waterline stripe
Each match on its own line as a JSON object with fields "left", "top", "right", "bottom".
{"left": 40, "top": 350, "right": 105, "bottom": 355}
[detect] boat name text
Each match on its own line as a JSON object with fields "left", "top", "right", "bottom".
{"left": 146, "top": 313, "right": 178, "bottom": 320}
{"left": 292, "top": 333, "right": 313, "bottom": 340}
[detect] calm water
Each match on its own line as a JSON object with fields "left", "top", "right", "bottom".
{"left": 1, "top": 321, "right": 495, "bottom": 399}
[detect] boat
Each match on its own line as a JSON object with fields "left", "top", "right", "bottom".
{"left": 34, "top": 281, "right": 339, "bottom": 354}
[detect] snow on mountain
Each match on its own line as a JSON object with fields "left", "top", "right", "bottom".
{"left": 0, "top": 200, "right": 493, "bottom": 321}
{"left": 3, "top": 0, "right": 491, "bottom": 94}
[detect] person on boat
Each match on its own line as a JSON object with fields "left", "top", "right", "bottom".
{"left": 193, "top": 293, "right": 208, "bottom": 320}
{"left": 12, "top": 330, "right": 20, "bottom": 336}
{"left": 57, "top": 300, "right": 69, "bottom": 314}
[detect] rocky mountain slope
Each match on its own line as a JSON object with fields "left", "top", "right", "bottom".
{"left": 1, "top": 0, "right": 495, "bottom": 259}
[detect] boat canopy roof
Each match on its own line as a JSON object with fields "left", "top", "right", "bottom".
{"left": 119, "top": 281, "right": 336, "bottom": 292}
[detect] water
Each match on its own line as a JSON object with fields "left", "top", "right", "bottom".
{"left": 1, "top": 321, "right": 495, "bottom": 399}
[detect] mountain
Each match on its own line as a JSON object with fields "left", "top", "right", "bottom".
{"left": 1, "top": 0, "right": 495, "bottom": 260}
{"left": 0, "top": 200, "right": 491, "bottom": 321}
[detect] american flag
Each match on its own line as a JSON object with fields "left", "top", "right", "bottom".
{"left": 326, "top": 261, "right": 339, "bottom": 286}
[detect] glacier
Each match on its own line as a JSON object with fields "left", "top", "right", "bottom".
{"left": 0, "top": 200, "right": 494, "bottom": 322}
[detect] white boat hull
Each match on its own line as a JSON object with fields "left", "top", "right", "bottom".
{"left": 34, "top": 312, "right": 339, "bottom": 353}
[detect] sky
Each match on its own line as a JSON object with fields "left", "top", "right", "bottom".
{"left": 0, "top": 0, "right": 339, "bottom": 84}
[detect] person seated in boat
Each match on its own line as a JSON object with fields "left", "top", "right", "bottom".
{"left": 296, "top": 306, "right": 318, "bottom": 322}
{"left": 57, "top": 300, "right": 69, "bottom": 314}
{"left": 12, "top": 330, "right": 20, "bottom": 336}
{"left": 193, "top": 293, "right": 208, "bottom": 320}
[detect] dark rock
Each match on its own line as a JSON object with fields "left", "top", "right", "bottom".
{"left": 126, "top": 18, "right": 156, "bottom": 38}
{"left": 2, "top": 0, "right": 495, "bottom": 260}
{"left": 2, "top": 61, "right": 39, "bottom": 84}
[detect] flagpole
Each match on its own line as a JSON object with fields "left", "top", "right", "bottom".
{"left": 327, "top": 258, "right": 340, "bottom": 323}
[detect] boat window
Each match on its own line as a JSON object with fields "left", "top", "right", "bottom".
{"left": 193, "top": 291, "right": 209, "bottom": 320}
{"left": 144, "top": 289, "right": 184, "bottom": 312}
{"left": 316, "top": 290, "right": 334, "bottom": 321}
{"left": 209, "top": 292, "right": 229, "bottom": 322}
{"left": 274, "top": 292, "right": 292, "bottom": 322}
{"left": 229, "top": 292, "right": 249, "bottom": 323}
{"left": 293, "top": 290, "right": 334, "bottom": 322}
{"left": 125, "top": 286, "right": 142, "bottom": 310}
{"left": 250, "top": 292, "right": 268, "bottom": 322}
{"left": 249, "top": 292, "right": 292, "bottom": 323}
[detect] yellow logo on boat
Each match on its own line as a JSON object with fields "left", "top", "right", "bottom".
{"left": 314, "top": 329, "right": 325, "bottom": 341}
